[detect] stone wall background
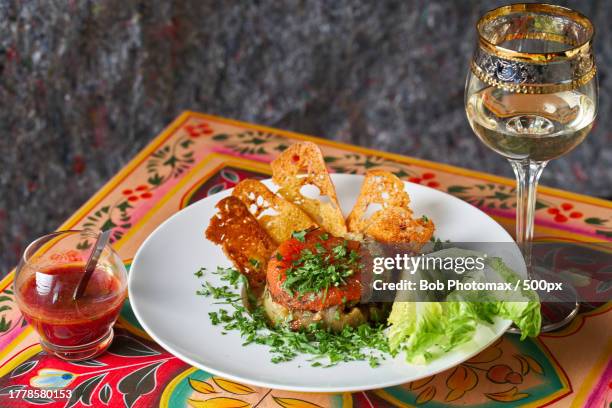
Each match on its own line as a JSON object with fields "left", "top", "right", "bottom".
{"left": 1, "top": 0, "right": 610, "bottom": 274}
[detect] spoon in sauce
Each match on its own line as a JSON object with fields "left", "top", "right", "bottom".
{"left": 73, "top": 230, "right": 112, "bottom": 300}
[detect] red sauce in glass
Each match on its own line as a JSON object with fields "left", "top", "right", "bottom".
{"left": 19, "top": 265, "right": 126, "bottom": 347}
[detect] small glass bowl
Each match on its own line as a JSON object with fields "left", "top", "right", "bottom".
{"left": 14, "top": 230, "right": 127, "bottom": 361}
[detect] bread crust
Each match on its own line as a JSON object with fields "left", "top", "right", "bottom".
{"left": 271, "top": 142, "right": 347, "bottom": 237}
{"left": 232, "top": 179, "right": 316, "bottom": 244}
{"left": 205, "top": 196, "right": 276, "bottom": 288}
{"left": 347, "top": 169, "right": 412, "bottom": 232}
{"left": 347, "top": 170, "right": 434, "bottom": 248}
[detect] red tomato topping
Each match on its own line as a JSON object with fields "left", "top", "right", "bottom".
{"left": 266, "top": 230, "right": 362, "bottom": 311}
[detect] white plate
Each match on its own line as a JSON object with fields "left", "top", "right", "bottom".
{"left": 129, "top": 174, "right": 519, "bottom": 392}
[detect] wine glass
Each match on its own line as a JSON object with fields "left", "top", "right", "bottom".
{"left": 465, "top": 4, "right": 597, "bottom": 332}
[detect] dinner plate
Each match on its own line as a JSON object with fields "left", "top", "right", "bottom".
{"left": 129, "top": 174, "right": 520, "bottom": 392}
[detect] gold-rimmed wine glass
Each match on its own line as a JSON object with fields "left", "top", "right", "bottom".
{"left": 465, "top": 4, "right": 598, "bottom": 332}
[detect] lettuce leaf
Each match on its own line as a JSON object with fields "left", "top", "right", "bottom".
{"left": 387, "top": 248, "right": 541, "bottom": 364}
{"left": 488, "top": 256, "right": 541, "bottom": 338}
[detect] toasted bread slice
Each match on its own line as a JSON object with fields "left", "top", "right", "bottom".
{"left": 205, "top": 196, "right": 276, "bottom": 288}
{"left": 346, "top": 170, "right": 411, "bottom": 232}
{"left": 347, "top": 170, "right": 434, "bottom": 248}
{"left": 271, "top": 142, "right": 347, "bottom": 236}
{"left": 364, "top": 207, "right": 435, "bottom": 250}
{"left": 232, "top": 179, "right": 316, "bottom": 244}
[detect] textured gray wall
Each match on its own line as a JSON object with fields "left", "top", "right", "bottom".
{"left": 1, "top": 0, "right": 610, "bottom": 273}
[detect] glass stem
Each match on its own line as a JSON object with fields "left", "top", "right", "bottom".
{"left": 509, "top": 159, "right": 547, "bottom": 270}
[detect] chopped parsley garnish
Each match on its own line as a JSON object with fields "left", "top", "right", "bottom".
{"left": 249, "top": 258, "right": 260, "bottom": 268}
{"left": 282, "top": 240, "right": 360, "bottom": 296}
{"left": 332, "top": 241, "right": 348, "bottom": 258}
{"left": 195, "top": 266, "right": 243, "bottom": 295}
{"left": 275, "top": 253, "right": 283, "bottom": 261}
{"left": 320, "top": 233, "right": 329, "bottom": 240}
{"left": 291, "top": 230, "right": 307, "bottom": 242}
{"left": 421, "top": 215, "right": 429, "bottom": 222}
{"left": 208, "top": 311, "right": 221, "bottom": 325}
{"left": 196, "top": 282, "right": 240, "bottom": 302}
{"left": 195, "top": 266, "right": 392, "bottom": 367}
{"left": 213, "top": 266, "right": 242, "bottom": 286}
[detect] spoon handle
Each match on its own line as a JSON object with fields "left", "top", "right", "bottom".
{"left": 73, "top": 230, "right": 112, "bottom": 300}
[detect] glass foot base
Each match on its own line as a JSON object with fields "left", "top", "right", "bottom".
{"left": 40, "top": 328, "right": 114, "bottom": 361}
{"left": 508, "top": 301, "right": 580, "bottom": 334}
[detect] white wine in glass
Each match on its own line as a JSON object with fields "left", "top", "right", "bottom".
{"left": 465, "top": 4, "right": 598, "bottom": 333}
{"left": 466, "top": 88, "right": 596, "bottom": 162}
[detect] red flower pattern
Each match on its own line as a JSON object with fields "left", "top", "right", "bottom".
{"left": 547, "top": 202, "right": 583, "bottom": 223}
{"left": 122, "top": 184, "right": 153, "bottom": 202}
{"left": 185, "top": 122, "right": 213, "bottom": 138}
{"left": 408, "top": 172, "right": 440, "bottom": 188}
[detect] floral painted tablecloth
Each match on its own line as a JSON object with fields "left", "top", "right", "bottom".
{"left": 0, "top": 112, "right": 610, "bottom": 408}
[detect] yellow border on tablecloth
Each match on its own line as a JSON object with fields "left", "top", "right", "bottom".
{"left": 0, "top": 344, "right": 41, "bottom": 378}
{"left": 0, "top": 326, "right": 34, "bottom": 365}
{"left": 186, "top": 111, "right": 612, "bottom": 209}
{"left": 160, "top": 366, "right": 197, "bottom": 408}
{"left": 0, "top": 265, "right": 15, "bottom": 292}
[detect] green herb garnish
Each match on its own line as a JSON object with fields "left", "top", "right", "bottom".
{"left": 211, "top": 266, "right": 242, "bottom": 286}
{"left": 332, "top": 242, "right": 347, "bottom": 258}
{"left": 196, "top": 266, "right": 391, "bottom": 367}
{"left": 282, "top": 240, "right": 360, "bottom": 296}
{"left": 291, "top": 230, "right": 307, "bottom": 242}
{"left": 249, "top": 258, "right": 260, "bottom": 268}
{"left": 196, "top": 282, "right": 240, "bottom": 302}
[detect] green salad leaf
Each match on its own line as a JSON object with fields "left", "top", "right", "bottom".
{"left": 388, "top": 301, "right": 480, "bottom": 364}
{"left": 387, "top": 248, "right": 541, "bottom": 364}
{"left": 487, "top": 256, "right": 541, "bottom": 339}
